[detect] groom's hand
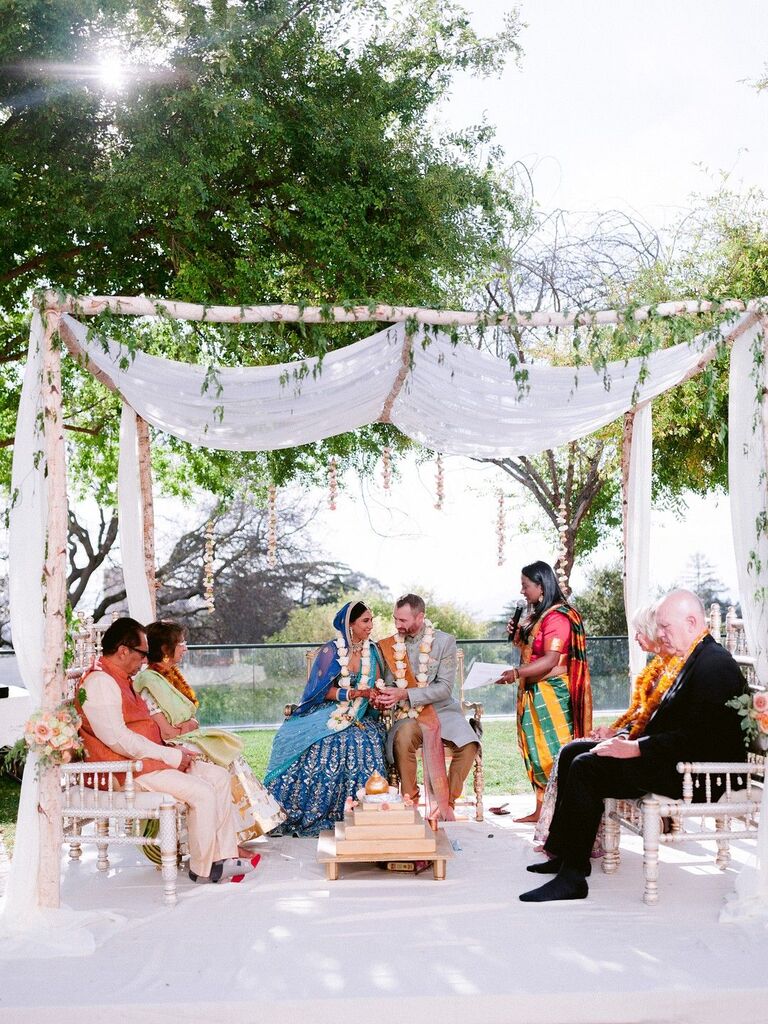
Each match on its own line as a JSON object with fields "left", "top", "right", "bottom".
{"left": 376, "top": 687, "right": 409, "bottom": 708}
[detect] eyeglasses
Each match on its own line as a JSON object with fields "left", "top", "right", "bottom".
{"left": 127, "top": 645, "right": 149, "bottom": 658}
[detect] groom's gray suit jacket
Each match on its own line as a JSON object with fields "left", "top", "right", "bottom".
{"left": 382, "top": 628, "right": 479, "bottom": 763}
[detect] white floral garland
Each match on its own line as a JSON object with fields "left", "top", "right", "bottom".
{"left": 391, "top": 619, "right": 435, "bottom": 721}
{"left": 328, "top": 630, "right": 371, "bottom": 732}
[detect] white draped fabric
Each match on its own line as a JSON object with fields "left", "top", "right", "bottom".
{"left": 118, "top": 406, "right": 155, "bottom": 624}
{"left": 623, "top": 402, "right": 653, "bottom": 679}
{"left": 1, "top": 317, "right": 126, "bottom": 954}
{"left": 62, "top": 312, "right": 752, "bottom": 458}
{"left": 728, "top": 321, "right": 768, "bottom": 687}
{"left": 720, "top": 318, "right": 768, "bottom": 924}
{"left": 3, "top": 313, "right": 46, "bottom": 928}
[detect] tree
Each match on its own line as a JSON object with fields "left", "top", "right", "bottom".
{"left": 682, "top": 552, "right": 730, "bottom": 612}
{"left": 268, "top": 589, "right": 489, "bottom": 642}
{"left": 477, "top": 206, "right": 661, "bottom": 578}
{"left": 0, "top": 0, "right": 524, "bottom": 498}
{"left": 571, "top": 561, "right": 627, "bottom": 637}
{"left": 92, "top": 494, "right": 387, "bottom": 642}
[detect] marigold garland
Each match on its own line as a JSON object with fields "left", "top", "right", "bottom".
{"left": 434, "top": 454, "right": 444, "bottom": 510}
{"left": 267, "top": 484, "right": 278, "bottom": 568}
{"left": 327, "top": 455, "right": 338, "bottom": 511}
{"left": 556, "top": 500, "right": 570, "bottom": 595}
{"left": 620, "top": 630, "right": 709, "bottom": 739}
{"left": 204, "top": 519, "right": 215, "bottom": 614}
{"left": 382, "top": 446, "right": 392, "bottom": 493}
{"left": 149, "top": 661, "right": 199, "bottom": 708}
{"left": 496, "top": 490, "right": 505, "bottom": 566}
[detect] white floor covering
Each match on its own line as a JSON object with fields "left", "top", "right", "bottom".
{"left": 2, "top": 794, "right": 768, "bottom": 1024}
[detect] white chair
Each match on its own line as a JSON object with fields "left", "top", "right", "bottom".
{"left": 602, "top": 756, "right": 764, "bottom": 905}
{"left": 61, "top": 760, "right": 185, "bottom": 906}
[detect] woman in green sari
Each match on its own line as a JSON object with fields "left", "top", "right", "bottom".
{"left": 134, "top": 620, "right": 285, "bottom": 839}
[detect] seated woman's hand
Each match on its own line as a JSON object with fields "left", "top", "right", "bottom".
{"left": 589, "top": 725, "right": 616, "bottom": 740}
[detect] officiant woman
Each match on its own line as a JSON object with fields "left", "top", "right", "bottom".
{"left": 498, "top": 560, "right": 592, "bottom": 823}
{"left": 264, "top": 601, "right": 387, "bottom": 836}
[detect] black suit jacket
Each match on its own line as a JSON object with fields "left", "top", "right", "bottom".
{"left": 636, "top": 635, "right": 747, "bottom": 796}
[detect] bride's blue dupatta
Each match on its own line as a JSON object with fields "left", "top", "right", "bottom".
{"left": 264, "top": 602, "right": 380, "bottom": 784}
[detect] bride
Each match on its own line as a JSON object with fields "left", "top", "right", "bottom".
{"left": 264, "top": 600, "right": 387, "bottom": 836}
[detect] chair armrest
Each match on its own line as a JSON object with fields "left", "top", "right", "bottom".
{"left": 462, "top": 700, "right": 483, "bottom": 719}
{"left": 675, "top": 760, "right": 764, "bottom": 803}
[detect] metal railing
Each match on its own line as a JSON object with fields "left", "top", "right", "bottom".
{"left": 0, "top": 635, "right": 632, "bottom": 728}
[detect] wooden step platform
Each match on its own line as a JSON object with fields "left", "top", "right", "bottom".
{"left": 317, "top": 803, "right": 454, "bottom": 880}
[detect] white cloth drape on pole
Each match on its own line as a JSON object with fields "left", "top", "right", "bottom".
{"left": 3, "top": 313, "right": 46, "bottom": 927}
{"left": 118, "top": 405, "right": 155, "bottom": 624}
{"left": 1, "top": 315, "right": 124, "bottom": 955}
{"left": 61, "top": 312, "right": 755, "bottom": 459}
{"left": 624, "top": 402, "right": 653, "bottom": 680}
{"left": 720, "top": 318, "right": 768, "bottom": 923}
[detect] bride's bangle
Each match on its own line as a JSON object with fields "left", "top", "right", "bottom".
{"left": 338, "top": 687, "right": 348, "bottom": 701}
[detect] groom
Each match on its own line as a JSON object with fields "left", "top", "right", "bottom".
{"left": 376, "top": 593, "right": 479, "bottom": 813}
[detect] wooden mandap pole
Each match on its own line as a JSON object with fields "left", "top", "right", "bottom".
{"left": 38, "top": 310, "right": 69, "bottom": 909}
{"left": 136, "top": 414, "right": 157, "bottom": 619}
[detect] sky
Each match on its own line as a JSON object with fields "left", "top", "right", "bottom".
{"left": 286, "top": 0, "right": 767, "bottom": 620}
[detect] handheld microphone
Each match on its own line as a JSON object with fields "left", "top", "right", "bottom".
{"left": 507, "top": 600, "right": 525, "bottom": 642}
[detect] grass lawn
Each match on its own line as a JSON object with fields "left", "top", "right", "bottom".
{"left": 1, "top": 718, "right": 615, "bottom": 856}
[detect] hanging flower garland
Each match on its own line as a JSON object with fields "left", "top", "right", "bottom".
{"left": 328, "top": 631, "right": 371, "bottom": 731}
{"left": 390, "top": 619, "right": 435, "bottom": 721}
{"left": 382, "top": 446, "right": 392, "bottom": 494}
{"left": 327, "top": 455, "right": 338, "bottom": 511}
{"left": 556, "top": 500, "right": 570, "bottom": 594}
{"left": 496, "top": 490, "right": 505, "bottom": 567}
{"left": 267, "top": 485, "right": 278, "bottom": 568}
{"left": 204, "top": 519, "right": 215, "bottom": 613}
{"left": 434, "top": 453, "right": 444, "bottom": 510}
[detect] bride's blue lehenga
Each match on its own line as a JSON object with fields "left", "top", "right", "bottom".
{"left": 264, "top": 604, "right": 387, "bottom": 837}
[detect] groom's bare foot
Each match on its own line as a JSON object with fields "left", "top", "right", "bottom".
{"left": 513, "top": 809, "right": 541, "bottom": 823}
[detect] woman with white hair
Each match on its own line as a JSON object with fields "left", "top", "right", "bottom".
{"left": 532, "top": 600, "right": 685, "bottom": 853}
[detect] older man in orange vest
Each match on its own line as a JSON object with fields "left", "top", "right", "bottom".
{"left": 77, "top": 617, "right": 256, "bottom": 885}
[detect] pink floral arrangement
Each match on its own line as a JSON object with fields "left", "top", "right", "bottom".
{"left": 24, "top": 701, "right": 84, "bottom": 770}
{"left": 728, "top": 689, "right": 768, "bottom": 747}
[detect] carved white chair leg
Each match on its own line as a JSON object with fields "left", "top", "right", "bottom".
{"left": 714, "top": 816, "right": 731, "bottom": 869}
{"left": 473, "top": 756, "right": 484, "bottom": 822}
{"left": 67, "top": 818, "right": 83, "bottom": 860}
{"left": 601, "top": 798, "right": 621, "bottom": 873}
{"left": 159, "top": 801, "right": 178, "bottom": 907}
{"left": 96, "top": 817, "right": 110, "bottom": 872}
{"left": 177, "top": 805, "right": 189, "bottom": 866}
{"left": 642, "top": 796, "right": 661, "bottom": 906}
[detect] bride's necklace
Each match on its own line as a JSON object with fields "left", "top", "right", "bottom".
{"left": 334, "top": 632, "right": 371, "bottom": 691}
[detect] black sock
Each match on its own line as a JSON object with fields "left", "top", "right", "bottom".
{"left": 527, "top": 857, "right": 591, "bottom": 877}
{"left": 519, "top": 865, "right": 589, "bottom": 903}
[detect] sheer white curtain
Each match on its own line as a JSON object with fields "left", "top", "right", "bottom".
{"left": 2, "top": 313, "right": 46, "bottom": 927}
{"left": 721, "top": 318, "right": 768, "bottom": 923}
{"left": 624, "top": 402, "right": 653, "bottom": 679}
{"left": 1, "top": 315, "right": 126, "bottom": 957}
{"left": 63, "top": 311, "right": 754, "bottom": 458}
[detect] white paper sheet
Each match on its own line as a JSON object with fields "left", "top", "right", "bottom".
{"left": 463, "top": 661, "right": 511, "bottom": 691}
